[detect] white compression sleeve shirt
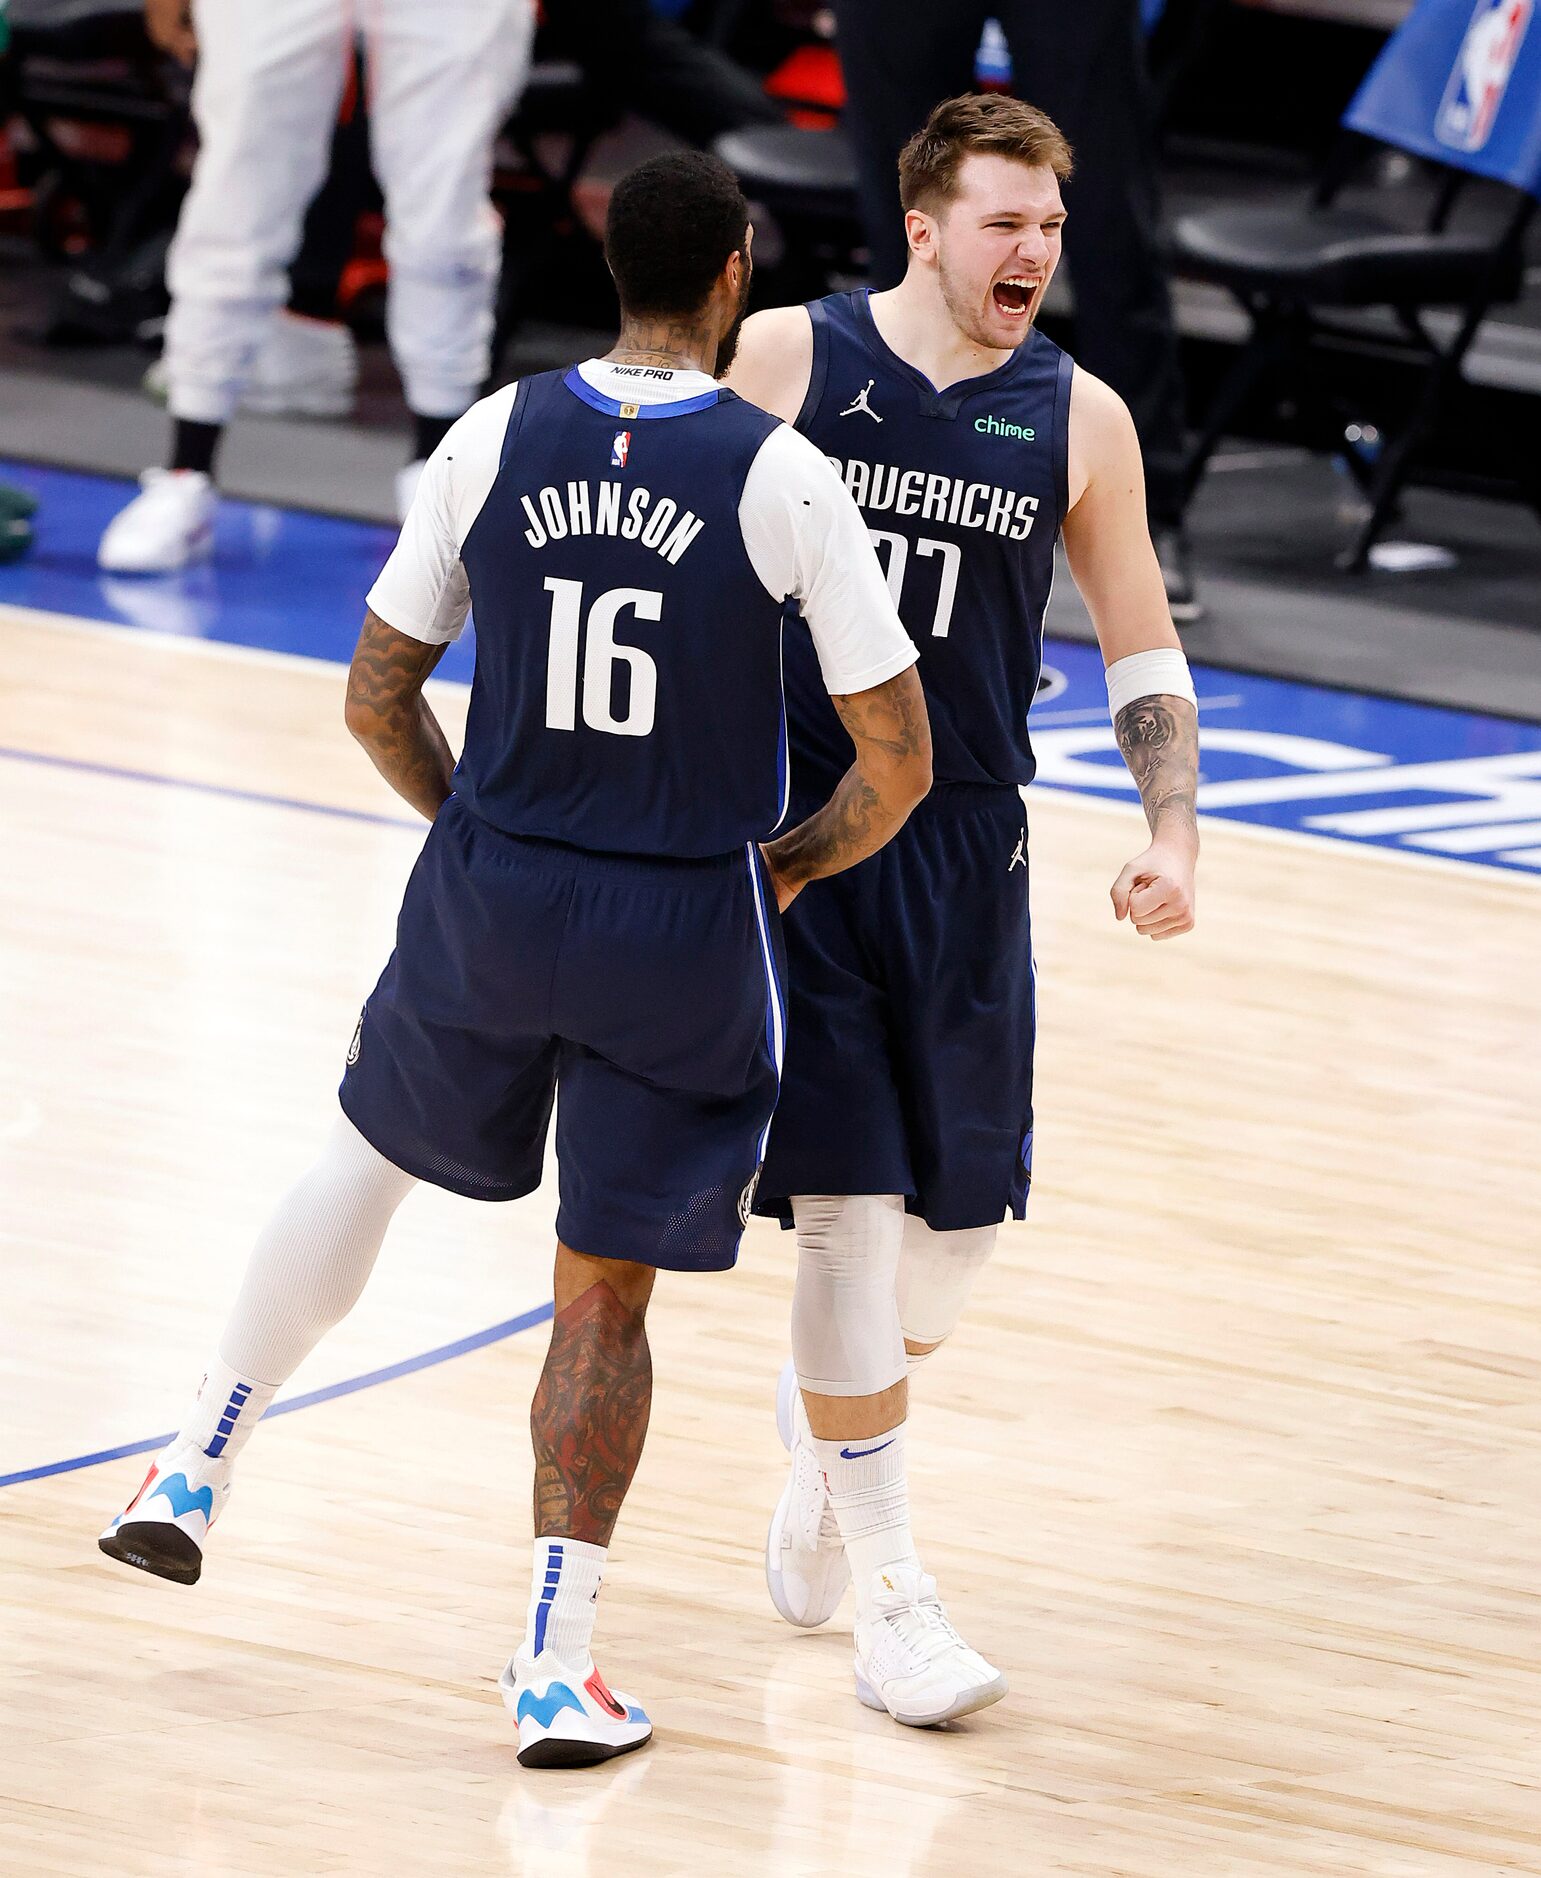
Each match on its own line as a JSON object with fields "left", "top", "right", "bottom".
{"left": 365, "top": 362, "right": 918, "bottom": 697}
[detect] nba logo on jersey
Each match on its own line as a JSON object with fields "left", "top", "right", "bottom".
{"left": 611, "top": 429, "right": 631, "bottom": 469}
{"left": 1436, "top": 0, "right": 1532, "bottom": 152}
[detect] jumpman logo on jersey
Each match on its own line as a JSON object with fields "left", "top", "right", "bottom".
{"left": 839, "top": 379, "right": 883, "bottom": 423}
{"left": 1008, "top": 830, "right": 1026, "bottom": 873}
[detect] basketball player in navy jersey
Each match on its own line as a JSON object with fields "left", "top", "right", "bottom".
{"left": 98, "top": 151, "right": 931, "bottom": 1769}
{"left": 726, "top": 93, "right": 1201, "bottom": 1726}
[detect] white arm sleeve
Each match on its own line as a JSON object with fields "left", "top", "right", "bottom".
{"left": 364, "top": 384, "right": 518, "bottom": 645}
{"left": 739, "top": 425, "right": 918, "bottom": 695}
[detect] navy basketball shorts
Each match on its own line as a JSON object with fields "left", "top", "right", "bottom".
{"left": 757, "top": 782, "right": 1034, "bottom": 1232}
{"left": 339, "top": 797, "right": 786, "bottom": 1274}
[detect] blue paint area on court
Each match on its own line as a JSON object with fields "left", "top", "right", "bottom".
{"left": 1033, "top": 647, "right": 1541, "bottom": 877}
{"left": 0, "top": 457, "right": 476, "bottom": 682}
{"left": 3, "top": 458, "right": 1538, "bottom": 874}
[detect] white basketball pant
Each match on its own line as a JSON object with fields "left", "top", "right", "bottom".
{"left": 165, "top": 0, "right": 534, "bottom": 425}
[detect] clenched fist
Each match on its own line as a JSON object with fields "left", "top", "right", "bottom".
{"left": 1110, "top": 837, "right": 1196, "bottom": 941}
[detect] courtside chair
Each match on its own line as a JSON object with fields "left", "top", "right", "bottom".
{"left": 711, "top": 122, "right": 861, "bottom": 301}
{"left": 1174, "top": 0, "right": 1541, "bottom": 569}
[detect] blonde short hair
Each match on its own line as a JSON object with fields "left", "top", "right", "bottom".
{"left": 898, "top": 93, "right": 1073, "bottom": 213}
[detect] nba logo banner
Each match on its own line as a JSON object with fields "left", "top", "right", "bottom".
{"left": 611, "top": 430, "right": 631, "bottom": 469}
{"left": 1436, "top": 0, "right": 1532, "bottom": 153}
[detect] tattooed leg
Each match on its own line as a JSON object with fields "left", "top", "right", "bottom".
{"left": 530, "top": 1247, "right": 657, "bottom": 1546}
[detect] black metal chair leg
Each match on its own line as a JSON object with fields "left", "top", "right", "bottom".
{"left": 1339, "top": 299, "right": 1493, "bottom": 571}
{"left": 1181, "top": 308, "right": 1291, "bottom": 502}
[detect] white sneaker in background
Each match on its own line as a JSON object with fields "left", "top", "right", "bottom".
{"left": 766, "top": 1357, "right": 851, "bottom": 1628}
{"left": 98, "top": 1437, "right": 234, "bottom": 1585}
{"left": 97, "top": 468, "right": 216, "bottom": 574}
{"left": 852, "top": 1564, "right": 1007, "bottom": 1727}
{"left": 395, "top": 459, "right": 426, "bottom": 522}
{"left": 142, "top": 312, "right": 358, "bottom": 419}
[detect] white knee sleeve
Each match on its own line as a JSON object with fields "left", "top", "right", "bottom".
{"left": 218, "top": 1111, "right": 417, "bottom": 1383}
{"left": 789, "top": 1193, "right": 907, "bottom": 1397}
{"left": 897, "top": 1217, "right": 997, "bottom": 1350}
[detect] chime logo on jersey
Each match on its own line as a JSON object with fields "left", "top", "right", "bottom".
{"left": 611, "top": 429, "right": 632, "bottom": 469}
{"left": 1436, "top": 0, "right": 1531, "bottom": 153}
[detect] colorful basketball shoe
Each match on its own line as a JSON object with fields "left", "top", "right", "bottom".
{"left": 766, "top": 1358, "right": 850, "bottom": 1628}
{"left": 852, "top": 1565, "right": 1007, "bottom": 1727}
{"left": 499, "top": 1652, "right": 652, "bottom": 1769}
{"left": 98, "top": 1439, "right": 232, "bottom": 1586}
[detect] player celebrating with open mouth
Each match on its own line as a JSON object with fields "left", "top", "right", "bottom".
{"left": 727, "top": 92, "right": 1201, "bottom": 1728}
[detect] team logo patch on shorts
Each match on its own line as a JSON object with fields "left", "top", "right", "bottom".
{"left": 346, "top": 1013, "right": 363, "bottom": 1067}
{"left": 738, "top": 1167, "right": 761, "bottom": 1226}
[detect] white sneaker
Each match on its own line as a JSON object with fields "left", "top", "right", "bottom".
{"left": 97, "top": 468, "right": 216, "bottom": 574}
{"left": 765, "top": 1358, "right": 850, "bottom": 1628}
{"left": 98, "top": 1438, "right": 233, "bottom": 1586}
{"left": 499, "top": 1650, "right": 652, "bottom": 1769}
{"left": 142, "top": 312, "right": 357, "bottom": 419}
{"left": 852, "top": 1565, "right": 1007, "bottom": 1727}
{"left": 395, "top": 458, "right": 426, "bottom": 522}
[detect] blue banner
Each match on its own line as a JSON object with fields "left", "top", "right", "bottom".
{"left": 1346, "top": 0, "right": 1541, "bottom": 196}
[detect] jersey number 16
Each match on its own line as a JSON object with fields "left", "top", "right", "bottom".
{"left": 543, "top": 576, "right": 660, "bottom": 738}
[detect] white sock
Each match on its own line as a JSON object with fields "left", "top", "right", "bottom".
{"left": 180, "top": 1357, "right": 278, "bottom": 1465}
{"left": 175, "top": 1113, "right": 415, "bottom": 1469}
{"left": 521, "top": 1537, "right": 605, "bottom": 1663}
{"left": 809, "top": 1423, "right": 920, "bottom": 1614}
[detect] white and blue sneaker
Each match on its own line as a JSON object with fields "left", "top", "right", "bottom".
{"left": 500, "top": 1651, "right": 652, "bottom": 1769}
{"left": 98, "top": 1438, "right": 231, "bottom": 1586}
{"left": 853, "top": 1565, "right": 1007, "bottom": 1727}
{"left": 766, "top": 1358, "right": 851, "bottom": 1629}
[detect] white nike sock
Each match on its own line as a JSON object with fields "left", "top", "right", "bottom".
{"left": 809, "top": 1423, "right": 920, "bottom": 1615}
{"left": 180, "top": 1357, "right": 278, "bottom": 1465}
{"left": 178, "top": 1113, "right": 416, "bottom": 1467}
{"left": 521, "top": 1536, "right": 605, "bottom": 1663}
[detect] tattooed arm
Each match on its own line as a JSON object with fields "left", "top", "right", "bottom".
{"left": 1062, "top": 367, "right": 1199, "bottom": 940}
{"left": 1117, "top": 695, "right": 1199, "bottom": 845}
{"left": 343, "top": 608, "right": 456, "bottom": 820}
{"left": 760, "top": 665, "right": 931, "bottom": 910}
{"left": 1109, "top": 693, "right": 1199, "bottom": 939}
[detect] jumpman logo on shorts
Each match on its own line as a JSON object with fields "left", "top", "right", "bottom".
{"left": 1008, "top": 830, "right": 1026, "bottom": 873}
{"left": 839, "top": 379, "right": 883, "bottom": 423}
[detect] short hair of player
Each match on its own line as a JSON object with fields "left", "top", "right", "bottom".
{"left": 605, "top": 152, "right": 750, "bottom": 319}
{"left": 898, "top": 93, "right": 1074, "bottom": 214}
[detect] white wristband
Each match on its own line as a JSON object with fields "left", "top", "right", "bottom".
{"left": 1105, "top": 648, "right": 1197, "bottom": 722}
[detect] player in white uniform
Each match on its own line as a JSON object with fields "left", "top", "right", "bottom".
{"left": 98, "top": 0, "right": 533, "bottom": 572}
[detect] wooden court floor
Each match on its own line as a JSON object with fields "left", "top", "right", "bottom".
{"left": 2, "top": 608, "right": 1538, "bottom": 1877}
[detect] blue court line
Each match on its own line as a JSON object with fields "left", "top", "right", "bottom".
{"left": 0, "top": 742, "right": 423, "bottom": 833}
{"left": 0, "top": 1300, "right": 555, "bottom": 1491}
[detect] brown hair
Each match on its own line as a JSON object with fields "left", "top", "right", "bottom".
{"left": 898, "top": 93, "right": 1073, "bottom": 213}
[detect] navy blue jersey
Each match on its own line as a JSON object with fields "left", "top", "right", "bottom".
{"left": 785, "top": 291, "right": 1072, "bottom": 792}
{"left": 450, "top": 368, "right": 789, "bottom": 858}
